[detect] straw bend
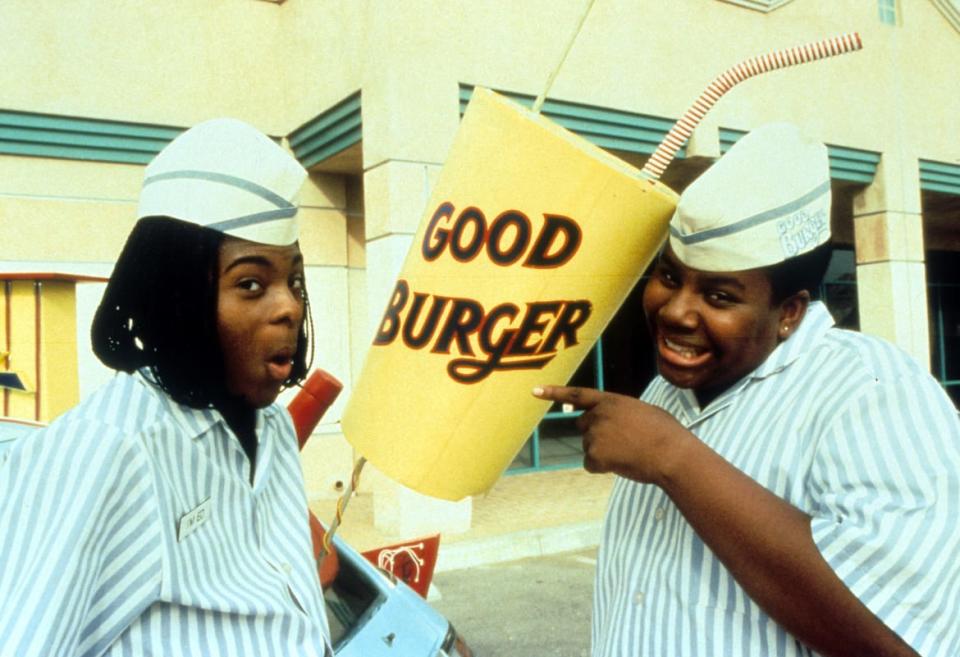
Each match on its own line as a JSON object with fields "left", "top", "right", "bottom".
{"left": 320, "top": 455, "right": 367, "bottom": 557}
{"left": 641, "top": 32, "right": 863, "bottom": 180}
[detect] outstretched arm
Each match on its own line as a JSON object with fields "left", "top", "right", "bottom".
{"left": 533, "top": 385, "right": 919, "bottom": 657}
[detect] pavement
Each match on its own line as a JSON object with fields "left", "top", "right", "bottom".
{"left": 431, "top": 548, "right": 596, "bottom": 656}
{"left": 308, "top": 467, "right": 615, "bottom": 573}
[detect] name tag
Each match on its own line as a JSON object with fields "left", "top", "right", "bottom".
{"left": 177, "top": 497, "right": 212, "bottom": 543}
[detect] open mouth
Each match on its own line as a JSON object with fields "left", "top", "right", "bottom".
{"left": 266, "top": 349, "right": 295, "bottom": 382}
{"left": 659, "top": 335, "right": 712, "bottom": 368}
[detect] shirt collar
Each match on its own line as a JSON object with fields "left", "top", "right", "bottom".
{"left": 659, "top": 301, "right": 835, "bottom": 423}
{"left": 134, "top": 368, "right": 280, "bottom": 441}
{"left": 749, "top": 300, "right": 834, "bottom": 381}
{"left": 676, "top": 374, "right": 751, "bottom": 424}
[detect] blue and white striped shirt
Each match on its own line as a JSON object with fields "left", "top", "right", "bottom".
{"left": 593, "top": 302, "right": 960, "bottom": 656}
{"left": 0, "top": 370, "right": 332, "bottom": 656}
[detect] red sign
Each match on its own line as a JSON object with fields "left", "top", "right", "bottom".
{"left": 362, "top": 534, "right": 441, "bottom": 599}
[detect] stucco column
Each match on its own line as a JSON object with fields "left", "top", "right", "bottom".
{"left": 853, "top": 153, "right": 930, "bottom": 368}
{"left": 289, "top": 172, "right": 358, "bottom": 500}
{"left": 359, "top": 75, "right": 472, "bottom": 537}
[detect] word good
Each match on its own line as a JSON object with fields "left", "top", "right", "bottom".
{"left": 422, "top": 202, "right": 582, "bottom": 268}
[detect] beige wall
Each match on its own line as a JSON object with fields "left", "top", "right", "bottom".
{"left": 326, "top": 0, "right": 959, "bottom": 164}
{"left": 4, "top": 1, "right": 958, "bottom": 160}
{"left": 2, "top": 0, "right": 291, "bottom": 131}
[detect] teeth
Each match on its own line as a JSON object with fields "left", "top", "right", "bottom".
{"left": 664, "top": 337, "right": 701, "bottom": 359}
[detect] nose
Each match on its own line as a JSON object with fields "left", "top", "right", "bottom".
{"left": 271, "top": 285, "right": 305, "bottom": 327}
{"left": 658, "top": 287, "right": 700, "bottom": 331}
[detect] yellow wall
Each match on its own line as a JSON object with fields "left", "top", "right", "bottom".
{"left": 0, "top": 280, "right": 80, "bottom": 422}
{"left": 3, "top": 281, "right": 38, "bottom": 420}
{"left": 38, "top": 282, "right": 80, "bottom": 421}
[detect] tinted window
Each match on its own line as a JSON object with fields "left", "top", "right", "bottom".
{"left": 323, "top": 553, "right": 385, "bottom": 649}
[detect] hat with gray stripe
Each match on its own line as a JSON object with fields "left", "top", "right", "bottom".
{"left": 137, "top": 118, "right": 306, "bottom": 246}
{"left": 668, "top": 122, "right": 830, "bottom": 272}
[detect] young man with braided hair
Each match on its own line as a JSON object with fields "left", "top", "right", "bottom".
{"left": 0, "top": 119, "right": 332, "bottom": 656}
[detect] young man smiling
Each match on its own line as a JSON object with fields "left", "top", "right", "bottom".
{"left": 644, "top": 245, "right": 807, "bottom": 407}
{"left": 0, "top": 119, "right": 332, "bottom": 655}
{"left": 535, "top": 124, "right": 960, "bottom": 657}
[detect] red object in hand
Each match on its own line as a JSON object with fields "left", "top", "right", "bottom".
{"left": 288, "top": 368, "right": 343, "bottom": 448}
{"left": 287, "top": 368, "right": 345, "bottom": 587}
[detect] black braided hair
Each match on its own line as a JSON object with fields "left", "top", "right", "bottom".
{"left": 91, "top": 217, "right": 313, "bottom": 408}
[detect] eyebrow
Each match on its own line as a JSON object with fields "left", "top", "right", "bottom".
{"left": 700, "top": 275, "right": 747, "bottom": 292}
{"left": 223, "top": 253, "right": 303, "bottom": 274}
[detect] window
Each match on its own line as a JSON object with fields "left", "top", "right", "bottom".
{"left": 878, "top": 0, "right": 898, "bottom": 25}
{"left": 820, "top": 248, "right": 859, "bottom": 330}
{"left": 510, "top": 276, "right": 654, "bottom": 473}
{"left": 509, "top": 340, "right": 607, "bottom": 472}
{"left": 323, "top": 552, "right": 383, "bottom": 651}
{"left": 928, "top": 252, "right": 960, "bottom": 407}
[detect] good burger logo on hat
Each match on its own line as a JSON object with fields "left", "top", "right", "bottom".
{"left": 137, "top": 118, "right": 307, "bottom": 245}
{"left": 668, "top": 122, "right": 831, "bottom": 272}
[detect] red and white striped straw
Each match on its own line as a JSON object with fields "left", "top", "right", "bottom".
{"left": 641, "top": 32, "right": 863, "bottom": 181}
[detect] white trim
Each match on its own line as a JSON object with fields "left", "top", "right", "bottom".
{"left": 716, "top": 0, "right": 795, "bottom": 12}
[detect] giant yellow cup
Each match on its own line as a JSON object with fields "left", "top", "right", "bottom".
{"left": 342, "top": 88, "right": 678, "bottom": 500}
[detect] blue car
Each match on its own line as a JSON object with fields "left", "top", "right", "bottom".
{"left": 0, "top": 418, "right": 473, "bottom": 657}
{"left": 325, "top": 531, "right": 472, "bottom": 656}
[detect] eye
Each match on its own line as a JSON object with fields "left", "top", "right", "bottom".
{"left": 238, "top": 278, "right": 264, "bottom": 294}
{"left": 705, "top": 290, "right": 736, "bottom": 306}
{"left": 657, "top": 266, "right": 680, "bottom": 288}
{"left": 290, "top": 275, "right": 307, "bottom": 299}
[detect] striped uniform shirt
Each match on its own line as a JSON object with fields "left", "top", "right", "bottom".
{"left": 593, "top": 302, "right": 960, "bottom": 657}
{"left": 0, "top": 370, "right": 332, "bottom": 657}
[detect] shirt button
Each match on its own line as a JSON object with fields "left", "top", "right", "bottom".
{"left": 282, "top": 563, "right": 292, "bottom": 575}
{"left": 634, "top": 592, "right": 645, "bottom": 606}
{"left": 654, "top": 507, "right": 665, "bottom": 521}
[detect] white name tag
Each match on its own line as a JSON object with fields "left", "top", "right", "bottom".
{"left": 177, "top": 497, "right": 212, "bottom": 543}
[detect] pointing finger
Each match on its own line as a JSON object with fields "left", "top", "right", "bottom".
{"left": 532, "top": 385, "right": 604, "bottom": 410}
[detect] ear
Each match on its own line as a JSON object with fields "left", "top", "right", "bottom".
{"left": 777, "top": 290, "right": 810, "bottom": 341}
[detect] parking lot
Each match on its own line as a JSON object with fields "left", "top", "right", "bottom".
{"left": 432, "top": 547, "right": 597, "bottom": 657}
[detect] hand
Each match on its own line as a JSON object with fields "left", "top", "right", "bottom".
{"left": 532, "top": 385, "right": 692, "bottom": 485}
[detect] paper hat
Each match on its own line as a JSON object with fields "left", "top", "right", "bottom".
{"left": 668, "top": 122, "right": 831, "bottom": 271}
{"left": 137, "top": 118, "right": 307, "bottom": 246}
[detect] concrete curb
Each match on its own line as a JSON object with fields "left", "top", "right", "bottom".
{"left": 435, "top": 520, "right": 603, "bottom": 573}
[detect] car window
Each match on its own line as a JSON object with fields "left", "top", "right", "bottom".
{"left": 324, "top": 552, "right": 386, "bottom": 650}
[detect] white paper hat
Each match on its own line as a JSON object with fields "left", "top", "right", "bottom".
{"left": 137, "top": 118, "right": 307, "bottom": 246}
{"left": 668, "top": 122, "right": 831, "bottom": 271}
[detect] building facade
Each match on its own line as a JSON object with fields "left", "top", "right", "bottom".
{"left": 2, "top": 0, "right": 958, "bottom": 534}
